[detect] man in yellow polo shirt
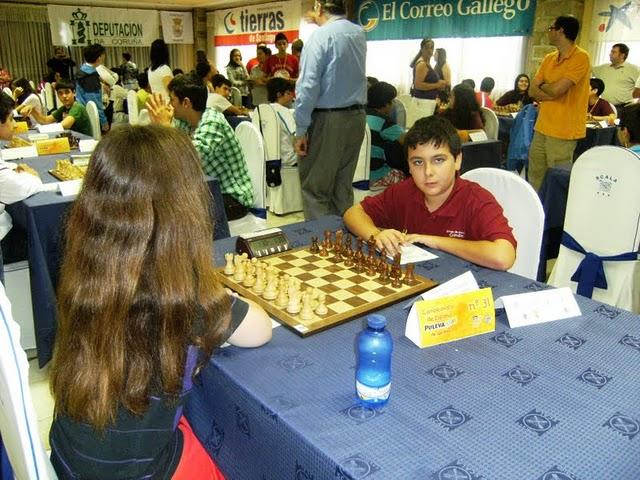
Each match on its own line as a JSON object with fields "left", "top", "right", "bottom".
{"left": 528, "top": 16, "right": 590, "bottom": 190}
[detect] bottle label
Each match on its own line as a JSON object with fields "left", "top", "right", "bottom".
{"left": 356, "top": 380, "right": 391, "bottom": 401}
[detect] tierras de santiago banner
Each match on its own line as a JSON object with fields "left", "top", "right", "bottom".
{"left": 356, "top": 0, "right": 537, "bottom": 39}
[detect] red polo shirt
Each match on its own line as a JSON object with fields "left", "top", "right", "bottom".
{"left": 361, "top": 177, "right": 516, "bottom": 248}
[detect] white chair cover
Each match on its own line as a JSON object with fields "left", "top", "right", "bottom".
{"left": 392, "top": 98, "right": 407, "bottom": 129}
{"left": 480, "top": 106, "right": 499, "bottom": 140}
{"left": 230, "top": 87, "right": 242, "bottom": 107}
{"left": 28, "top": 80, "right": 35, "bottom": 91}
{"left": 85, "top": 101, "right": 101, "bottom": 140}
{"left": 137, "top": 108, "right": 150, "bottom": 126}
{"left": 127, "top": 90, "right": 139, "bottom": 125}
{"left": 0, "top": 283, "right": 57, "bottom": 480}
{"left": 2, "top": 87, "right": 12, "bottom": 97}
{"left": 462, "top": 168, "right": 544, "bottom": 279}
{"left": 398, "top": 94, "right": 437, "bottom": 129}
{"left": 257, "top": 104, "right": 303, "bottom": 215}
{"left": 549, "top": 146, "right": 640, "bottom": 311}
{"left": 353, "top": 123, "right": 371, "bottom": 184}
{"left": 43, "top": 83, "right": 55, "bottom": 113}
{"left": 235, "top": 121, "right": 266, "bottom": 210}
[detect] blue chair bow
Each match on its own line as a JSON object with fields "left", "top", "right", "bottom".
{"left": 561, "top": 231, "right": 638, "bottom": 298}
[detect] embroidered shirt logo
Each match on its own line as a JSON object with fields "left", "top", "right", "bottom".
{"left": 447, "top": 229, "right": 465, "bottom": 238}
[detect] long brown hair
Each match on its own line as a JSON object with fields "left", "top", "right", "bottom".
{"left": 50, "top": 125, "right": 230, "bottom": 429}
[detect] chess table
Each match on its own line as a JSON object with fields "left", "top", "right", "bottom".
{"left": 186, "top": 215, "right": 640, "bottom": 480}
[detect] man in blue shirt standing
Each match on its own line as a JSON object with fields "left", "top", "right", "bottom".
{"left": 294, "top": 0, "right": 367, "bottom": 220}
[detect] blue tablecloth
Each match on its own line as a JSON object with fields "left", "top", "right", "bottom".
{"left": 6, "top": 152, "right": 230, "bottom": 367}
{"left": 186, "top": 216, "right": 640, "bottom": 479}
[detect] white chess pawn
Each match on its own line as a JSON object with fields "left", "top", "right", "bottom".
{"left": 276, "top": 284, "right": 288, "bottom": 308}
{"left": 263, "top": 274, "right": 278, "bottom": 300}
{"left": 224, "top": 252, "right": 235, "bottom": 276}
{"left": 233, "top": 260, "right": 246, "bottom": 282}
{"left": 315, "top": 293, "right": 328, "bottom": 315}
{"left": 286, "top": 287, "right": 301, "bottom": 314}
{"left": 299, "top": 292, "right": 314, "bottom": 321}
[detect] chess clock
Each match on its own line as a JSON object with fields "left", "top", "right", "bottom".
{"left": 236, "top": 228, "right": 291, "bottom": 258}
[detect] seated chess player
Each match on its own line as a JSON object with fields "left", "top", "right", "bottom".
{"left": 20, "top": 78, "right": 92, "bottom": 137}
{"left": 343, "top": 116, "right": 516, "bottom": 271}
{"left": 146, "top": 72, "right": 254, "bottom": 221}
{"left": 207, "top": 74, "right": 250, "bottom": 117}
{"left": 618, "top": 103, "right": 640, "bottom": 154}
{"left": 587, "top": 78, "right": 616, "bottom": 125}
{"left": 267, "top": 77, "right": 297, "bottom": 166}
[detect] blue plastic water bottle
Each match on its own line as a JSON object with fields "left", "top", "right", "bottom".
{"left": 356, "top": 314, "right": 393, "bottom": 407}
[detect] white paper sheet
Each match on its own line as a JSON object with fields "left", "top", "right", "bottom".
{"left": 497, "top": 287, "right": 581, "bottom": 328}
{"left": 468, "top": 131, "right": 488, "bottom": 142}
{"left": 0, "top": 146, "right": 38, "bottom": 161}
{"left": 37, "top": 123, "right": 64, "bottom": 134}
{"left": 79, "top": 139, "right": 97, "bottom": 153}
{"left": 388, "top": 244, "right": 438, "bottom": 265}
{"left": 58, "top": 179, "right": 82, "bottom": 196}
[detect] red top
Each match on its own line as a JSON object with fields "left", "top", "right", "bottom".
{"left": 264, "top": 54, "right": 299, "bottom": 79}
{"left": 361, "top": 177, "right": 516, "bottom": 248}
{"left": 246, "top": 57, "right": 260, "bottom": 74}
{"left": 476, "top": 91, "right": 494, "bottom": 109}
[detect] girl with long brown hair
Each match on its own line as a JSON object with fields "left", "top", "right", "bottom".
{"left": 49, "top": 124, "right": 271, "bottom": 479}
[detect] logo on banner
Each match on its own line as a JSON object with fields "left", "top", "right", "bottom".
{"left": 70, "top": 8, "right": 91, "bottom": 45}
{"left": 597, "top": 2, "right": 633, "bottom": 32}
{"left": 172, "top": 17, "right": 183, "bottom": 38}
{"left": 358, "top": 0, "right": 380, "bottom": 32}
{"left": 224, "top": 12, "right": 237, "bottom": 34}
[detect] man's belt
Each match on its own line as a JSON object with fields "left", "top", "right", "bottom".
{"left": 313, "top": 104, "right": 365, "bottom": 112}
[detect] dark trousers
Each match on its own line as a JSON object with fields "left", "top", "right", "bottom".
{"left": 222, "top": 193, "right": 248, "bottom": 221}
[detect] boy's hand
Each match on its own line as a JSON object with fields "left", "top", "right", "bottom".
{"left": 374, "top": 229, "right": 405, "bottom": 256}
{"left": 20, "top": 104, "right": 33, "bottom": 116}
{"left": 16, "top": 164, "right": 39, "bottom": 177}
{"left": 405, "top": 233, "right": 438, "bottom": 250}
{"left": 146, "top": 93, "right": 174, "bottom": 126}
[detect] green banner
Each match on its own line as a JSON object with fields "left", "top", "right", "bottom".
{"left": 356, "top": 0, "right": 536, "bottom": 39}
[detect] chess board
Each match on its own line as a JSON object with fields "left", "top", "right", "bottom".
{"left": 217, "top": 246, "right": 437, "bottom": 337}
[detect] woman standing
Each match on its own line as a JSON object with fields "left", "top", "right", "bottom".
{"left": 496, "top": 74, "right": 533, "bottom": 107}
{"left": 49, "top": 125, "right": 272, "bottom": 479}
{"left": 148, "top": 39, "right": 173, "bottom": 99}
{"left": 226, "top": 49, "right": 251, "bottom": 108}
{"left": 434, "top": 48, "right": 452, "bottom": 103}
{"left": 409, "top": 39, "right": 447, "bottom": 100}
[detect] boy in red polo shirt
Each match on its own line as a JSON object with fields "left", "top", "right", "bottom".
{"left": 344, "top": 116, "right": 516, "bottom": 270}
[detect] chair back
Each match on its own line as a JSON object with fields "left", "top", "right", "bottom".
{"left": 85, "top": 101, "right": 101, "bottom": 140}
{"left": 0, "top": 283, "right": 57, "bottom": 479}
{"left": 609, "top": 102, "right": 617, "bottom": 118}
{"left": 353, "top": 123, "right": 371, "bottom": 185}
{"left": 257, "top": 103, "right": 280, "bottom": 161}
{"left": 137, "top": 108, "right": 150, "bottom": 126}
{"left": 2, "top": 87, "right": 12, "bottom": 97}
{"left": 392, "top": 98, "right": 407, "bottom": 129}
{"left": 462, "top": 168, "right": 544, "bottom": 279}
{"left": 127, "top": 90, "right": 139, "bottom": 125}
{"left": 480, "top": 106, "right": 499, "bottom": 140}
{"left": 230, "top": 87, "right": 242, "bottom": 107}
{"left": 235, "top": 121, "right": 266, "bottom": 210}
{"left": 549, "top": 146, "right": 640, "bottom": 309}
{"left": 43, "top": 82, "right": 55, "bottom": 113}
{"left": 28, "top": 80, "right": 35, "bottom": 91}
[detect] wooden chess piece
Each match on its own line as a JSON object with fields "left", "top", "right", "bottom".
{"left": 286, "top": 286, "right": 301, "bottom": 314}
{"left": 310, "top": 236, "right": 319, "bottom": 254}
{"left": 263, "top": 275, "right": 278, "bottom": 300}
{"left": 391, "top": 269, "right": 402, "bottom": 288}
{"left": 403, "top": 264, "right": 417, "bottom": 285}
{"left": 344, "top": 245, "right": 354, "bottom": 267}
{"left": 319, "top": 242, "right": 328, "bottom": 257}
{"left": 379, "top": 263, "right": 390, "bottom": 284}
{"left": 324, "top": 230, "right": 332, "bottom": 251}
{"left": 233, "top": 259, "right": 246, "bottom": 282}
{"left": 299, "top": 292, "right": 314, "bottom": 320}
{"left": 224, "top": 252, "right": 235, "bottom": 275}
{"left": 344, "top": 234, "right": 352, "bottom": 251}
{"left": 335, "top": 230, "right": 343, "bottom": 249}
{"left": 315, "top": 293, "right": 328, "bottom": 315}
{"left": 367, "top": 235, "right": 376, "bottom": 258}
{"left": 366, "top": 259, "right": 377, "bottom": 277}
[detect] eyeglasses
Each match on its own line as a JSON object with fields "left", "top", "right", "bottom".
{"left": 548, "top": 25, "right": 558, "bottom": 31}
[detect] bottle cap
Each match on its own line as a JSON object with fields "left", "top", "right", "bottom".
{"left": 367, "top": 314, "right": 386, "bottom": 329}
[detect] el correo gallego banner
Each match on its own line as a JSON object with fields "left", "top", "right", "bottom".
{"left": 213, "top": 0, "right": 300, "bottom": 46}
{"left": 356, "top": 0, "right": 536, "bottom": 39}
{"left": 589, "top": 0, "right": 640, "bottom": 41}
{"left": 47, "top": 5, "right": 159, "bottom": 47}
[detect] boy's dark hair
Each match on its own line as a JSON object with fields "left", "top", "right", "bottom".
{"left": 172, "top": 68, "right": 184, "bottom": 76}
{"left": 480, "top": 77, "right": 495, "bottom": 94}
{"left": 195, "top": 61, "right": 211, "bottom": 79}
{"left": 257, "top": 45, "right": 270, "bottom": 56}
{"left": 168, "top": 73, "right": 207, "bottom": 112}
{"left": 54, "top": 78, "right": 76, "bottom": 92}
{"left": 367, "top": 81, "right": 397, "bottom": 109}
{"left": 461, "top": 78, "right": 475, "bottom": 89}
{"left": 267, "top": 77, "right": 293, "bottom": 103}
{"left": 554, "top": 16, "right": 580, "bottom": 41}
{"left": 137, "top": 72, "right": 149, "bottom": 89}
{"left": 317, "top": 0, "right": 347, "bottom": 15}
{"left": 405, "top": 116, "right": 462, "bottom": 157}
{"left": 620, "top": 103, "right": 640, "bottom": 144}
{"left": 83, "top": 43, "right": 106, "bottom": 63}
{"left": 590, "top": 78, "right": 605, "bottom": 96}
{"left": 275, "top": 32, "right": 288, "bottom": 43}
{"left": 292, "top": 39, "right": 303, "bottom": 54}
{"left": 122, "top": 52, "right": 131, "bottom": 62}
{"left": 0, "top": 92, "right": 15, "bottom": 124}
{"left": 211, "top": 74, "right": 231, "bottom": 89}
{"left": 612, "top": 43, "right": 629, "bottom": 59}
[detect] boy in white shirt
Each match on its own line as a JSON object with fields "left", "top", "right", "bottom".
{"left": 206, "top": 74, "right": 249, "bottom": 116}
{"left": 267, "top": 77, "right": 297, "bottom": 166}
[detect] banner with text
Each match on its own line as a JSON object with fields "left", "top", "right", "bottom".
{"left": 213, "top": 0, "right": 300, "bottom": 46}
{"left": 589, "top": 0, "right": 640, "bottom": 41}
{"left": 47, "top": 5, "right": 159, "bottom": 47}
{"left": 161, "top": 11, "right": 194, "bottom": 44}
{"left": 356, "top": 0, "right": 536, "bottom": 40}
